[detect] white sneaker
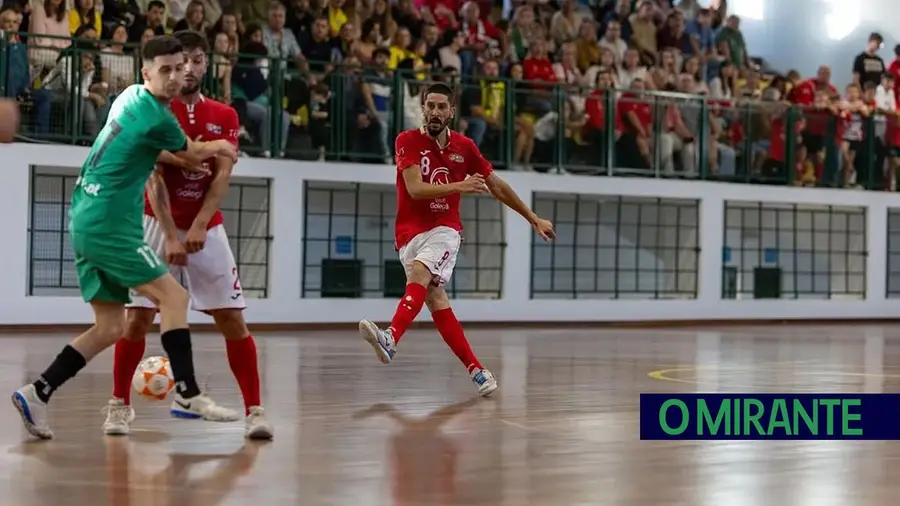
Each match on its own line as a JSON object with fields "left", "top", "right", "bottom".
{"left": 244, "top": 406, "right": 274, "bottom": 440}
{"left": 170, "top": 393, "right": 240, "bottom": 422}
{"left": 470, "top": 368, "right": 498, "bottom": 397}
{"left": 359, "top": 320, "right": 396, "bottom": 364}
{"left": 102, "top": 398, "right": 135, "bottom": 436}
{"left": 11, "top": 384, "right": 52, "bottom": 440}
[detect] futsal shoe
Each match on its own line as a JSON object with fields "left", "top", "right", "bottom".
{"left": 11, "top": 384, "right": 53, "bottom": 440}
{"left": 470, "top": 368, "right": 498, "bottom": 397}
{"left": 244, "top": 406, "right": 274, "bottom": 439}
{"left": 170, "top": 393, "right": 240, "bottom": 422}
{"left": 102, "top": 398, "right": 135, "bottom": 436}
{"left": 358, "top": 320, "right": 396, "bottom": 364}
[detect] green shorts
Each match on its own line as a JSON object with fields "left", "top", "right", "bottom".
{"left": 70, "top": 230, "right": 169, "bottom": 304}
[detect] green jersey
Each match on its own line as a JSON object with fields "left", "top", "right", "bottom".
{"left": 69, "top": 84, "right": 188, "bottom": 237}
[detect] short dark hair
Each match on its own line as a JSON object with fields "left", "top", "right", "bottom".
{"left": 142, "top": 35, "right": 183, "bottom": 62}
{"left": 173, "top": 29, "right": 209, "bottom": 52}
{"left": 421, "top": 82, "right": 454, "bottom": 104}
{"left": 147, "top": 0, "right": 166, "bottom": 10}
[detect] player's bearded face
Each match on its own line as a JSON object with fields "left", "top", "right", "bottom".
{"left": 422, "top": 94, "right": 453, "bottom": 137}
{"left": 181, "top": 49, "right": 208, "bottom": 95}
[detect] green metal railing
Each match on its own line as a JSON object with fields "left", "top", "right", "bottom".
{"left": 1, "top": 32, "right": 892, "bottom": 190}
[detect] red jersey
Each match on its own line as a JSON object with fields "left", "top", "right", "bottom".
{"left": 144, "top": 95, "right": 240, "bottom": 230}
{"left": 393, "top": 128, "right": 493, "bottom": 249}
{"left": 618, "top": 92, "right": 652, "bottom": 135}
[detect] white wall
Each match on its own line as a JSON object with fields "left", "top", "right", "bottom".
{"left": 5, "top": 142, "right": 900, "bottom": 325}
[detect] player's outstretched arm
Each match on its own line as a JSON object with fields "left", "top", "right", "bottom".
{"left": 484, "top": 172, "right": 555, "bottom": 241}
{"left": 181, "top": 138, "right": 238, "bottom": 166}
{"left": 401, "top": 165, "right": 488, "bottom": 199}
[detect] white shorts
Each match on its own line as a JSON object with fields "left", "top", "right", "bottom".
{"left": 127, "top": 216, "right": 246, "bottom": 312}
{"left": 399, "top": 226, "right": 461, "bottom": 287}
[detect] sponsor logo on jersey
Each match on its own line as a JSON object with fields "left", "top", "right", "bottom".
{"left": 430, "top": 198, "right": 450, "bottom": 212}
{"left": 429, "top": 167, "right": 450, "bottom": 185}
{"left": 449, "top": 153, "right": 464, "bottom": 163}
{"left": 181, "top": 161, "right": 211, "bottom": 181}
{"left": 206, "top": 123, "right": 222, "bottom": 135}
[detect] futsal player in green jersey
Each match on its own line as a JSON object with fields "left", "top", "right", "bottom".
{"left": 12, "top": 35, "right": 238, "bottom": 440}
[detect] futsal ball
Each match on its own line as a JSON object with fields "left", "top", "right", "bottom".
{"left": 0, "top": 98, "right": 19, "bottom": 143}
{"left": 132, "top": 356, "right": 176, "bottom": 401}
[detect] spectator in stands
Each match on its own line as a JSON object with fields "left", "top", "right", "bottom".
{"left": 715, "top": 15, "right": 747, "bottom": 69}
{"left": 651, "top": 47, "right": 677, "bottom": 89}
{"left": 617, "top": 77, "right": 652, "bottom": 169}
{"left": 584, "top": 67, "right": 616, "bottom": 166}
{"left": 361, "top": 47, "right": 392, "bottom": 159}
{"left": 300, "top": 16, "right": 336, "bottom": 70}
{"left": 853, "top": 32, "right": 885, "bottom": 89}
{"left": 28, "top": 0, "right": 70, "bottom": 67}
{"left": 840, "top": 82, "right": 872, "bottom": 187}
{"left": 326, "top": 0, "right": 348, "bottom": 37}
{"left": 285, "top": 0, "right": 314, "bottom": 40}
{"left": 210, "top": 31, "right": 233, "bottom": 101}
{"left": 173, "top": 0, "right": 212, "bottom": 33}
{"left": 462, "top": 58, "right": 503, "bottom": 147}
{"left": 437, "top": 28, "right": 464, "bottom": 73}
{"left": 618, "top": 47, "right": 649, "bottom": 89}
{"left": 232, "top": 41, "right": 291, "bottom": 158}
{"left": 101, "top": 0, "right": 142, "bottom": 30}
{"left": 508, "top": 5, "right": 537, "bottom": 63}
{"left": 68, "top": 0, "right": 101, "bottom": 36}
{"left": 308, "top": 82, "right": 330, "bottom": 160}
{"left": 686, "top": 7, "right": 714, "bottom": 61}
{"left": 392, "top": 0, "right": 423, "bottom": 41}
{"left": 708, "top": 60, "right": 735, "bottom": 99}
{"left": 127, "top": 0, "right": 164, "bottom": 42}
{"left": 367, "top": 0, "right": 395, "bottom": 42}
{"left": 598, "top": 19, "right": 625, "bottom": 65}
{"left": 388, "top": 26, "right": 415, "bottom": 69}
{"left": 100, "top": 23, "right": 134, "bottom": 96}
{"left": 460, "top": 1, "right": 500, "bottom": 64}
{"left": 549, "top": 0, "right": 581, "bottom": 46}
{"left": 263, "top": 1, "right": 304, "bottom": 70}
{"left": 396, "top": 58, "right": 423, "bottom": 130}
{"left": 574, "top": 19, "right": 599, "bottom": 71}
{"left": 210, "top": 10, "right": 240, "bottom": 56}
{"left": 629, "top": 1, "right": 656, "bottom": 65}
{"left": 603, "top": 0, "right": 633, "bottom": 43}
{"left": 2, "top": 5, "right": 52, "bottom": 134}
{"left": 522, "top": 37, "right": 556, "bottom": 116}
{"left": 354, "top": 18, "right": 381, "bottom": 62}
{"left": 657, "top": 10, "right": 690, "bottom": 57}
{"left": 421, "top": 0, "right": 459, "bottom": 31}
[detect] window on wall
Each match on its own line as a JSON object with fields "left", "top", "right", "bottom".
{"left": 530, "top": 194, "right": 700, "bottom": 300}
{"left": 722, "top": 201, "right": 867, "bottom": 299}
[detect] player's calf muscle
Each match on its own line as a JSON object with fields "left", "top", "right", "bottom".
{"left": 425, "top": 287, "right": 451, "bottom": 313}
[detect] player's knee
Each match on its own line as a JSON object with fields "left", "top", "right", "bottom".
{"left": 408, "top": 261, "right": 434, "bottom": 286}
{"left": 123, "top": 309, "right": 155, "bottom": 340}
{"left": 157, "top": 283, "right": 190, "bottom": 312}
{"left": 210, "top": 309, "right": 249, "bottom": 340}
{"left": 425, "top": 287, "right": 451, "bottom": 313}
{"left": 96, "top": 315, "right": 126, "bottom": 342}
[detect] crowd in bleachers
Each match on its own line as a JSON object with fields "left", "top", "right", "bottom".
{"left": 0, "top": 0, "right": 899, "bottom": 188}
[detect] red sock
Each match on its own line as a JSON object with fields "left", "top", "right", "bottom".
{"left": 225, "top": 335, "right": 261, "bottom": 415}
{"left": 113, "top": 337, "right": 146, "bottom": 405}
{"left": 432, "top": 308, "right": 481, "bottom": 372}
{"left": 388, "top": 283, "right": 427, "bottom": 344}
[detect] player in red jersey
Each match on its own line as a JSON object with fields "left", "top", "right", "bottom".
{"left": 102, "top": 30, "right": 273, "bottom": 440}
{"left": 358, "top": 82, "right": 555, "bottom": 396}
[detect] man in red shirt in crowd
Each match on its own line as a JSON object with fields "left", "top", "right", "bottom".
{"left": 617, "top": 78, "right": 653, "bottom": 167}
{"left": 358, "top": 82, "right": 555, "bottom": 397}
{"left": 103, "top": 31, "right": 274, "bottom": 440}
{"left": 788, "top": 65, "right": 838, "bottom": 181}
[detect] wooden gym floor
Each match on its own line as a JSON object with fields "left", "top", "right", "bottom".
{"left": 1, "top": 325, "right": 899, "bottom": 505}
